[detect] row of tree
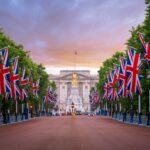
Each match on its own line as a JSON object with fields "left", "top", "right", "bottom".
{"left": 0, "top": 29, "right": 57, "bottom": 123}
{"left": 92, "top": 0, "right": 150, "bottom": 116}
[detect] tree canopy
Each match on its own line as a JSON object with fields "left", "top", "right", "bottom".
{"left": 0, "top": 29, "right": 56, "bottom": 111}
{"left": 95, "top": 0, "right": 150, "bottom": 114}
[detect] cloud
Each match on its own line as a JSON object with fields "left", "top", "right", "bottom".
{"left": 0, "top": 0, "right": 145, "bottom": 74}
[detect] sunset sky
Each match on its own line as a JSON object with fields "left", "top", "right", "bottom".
{"left": 0, "top": 0, "right": 146, "bottom": 74}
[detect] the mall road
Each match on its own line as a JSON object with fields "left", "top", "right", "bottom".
{"left": 0, "top": 116, "right": 150, "bottom": 150}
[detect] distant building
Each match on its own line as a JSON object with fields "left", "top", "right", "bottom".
{"left": 49, "top": 70, "right": 98, "bottom": 113}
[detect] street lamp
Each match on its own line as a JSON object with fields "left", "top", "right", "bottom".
{"left": 71, "top": 102, "right": 74, "bottom": 114}
{"left": 30, "top": 105, "right": 33, "bottom": 118}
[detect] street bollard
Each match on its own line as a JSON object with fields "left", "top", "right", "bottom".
{"left": 123, "top": 112, "right": 127, "bottom": 122}
{"left": 115, "top": 111, "right": 117, "bottom": 118}
{"left": 138, "top": 112, "right": 142, "bottom": 124}
{"left": 147, "top": 112, "right": 150, "bottom": 126}
{"left": 21, "top": 113, "right": 24, "bottom": 120}
{"left": 130, "top": 112, "right": 134, "bottom": 123}
{"left": 7, "top": 113, "right": 10, "bottom": 123}
{"left": 105, "top": 110, "right": 106, "bottom": 116}
{"left": 15, "top": 113, "right": 18, "bottom": 122}
{"left": 3, "top": 112, "right": 7, "bottom": 124}
{"left": 25, "top": 108, "right": 29, "bottom": 120}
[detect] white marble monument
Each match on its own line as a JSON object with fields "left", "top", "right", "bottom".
{"left": 66, "top": 73, "right": 83, "bottom": 112}
{"left": 66, "top": 87, "right": 83, "bottom": 112}
{"left": 49, "top": 70, "right": 98, "bottom": 113}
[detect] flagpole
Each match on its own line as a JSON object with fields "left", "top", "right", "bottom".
{"left": 149, "top": 89, "right": 150, "bottom": 114}
{"left": 119, "top": 102, "right": 122, "bottom": 120}
{"left": 15, "top": 99, "right": 18, "bottom": 122}
{"left": 138, "top": 95, "right": 141, "bottom": 114}
{"left": 138, "top": 95, "right": 142, "bottom": 124}
{"left": 147, "top": 89, "right": 150, "bottom": 125}
{"left": 115, "top": 103, "right": 117, "bottom": 111}
{"left": 43, "top": 102, "right": 45, "bottom": 116}
{"left": 111, "top": 101, "right": 113, "bottom": 117}
{"left": 119, "top": 102, "right": 122, "bottom": 112}
{"left": 42, "top": 101, "right": 43, "bottom": 111}
{"left": 24, "top": 100, "right": 28, "bottom": 120}
{"left": 7, "top": 109, "right": 10, "bottom": 123}
{"left": 22, "top": 103, "right": 24, "bottom": 113}
{"left": 16, "top": 100, "right": 18, "bottom": 112}
{"left": 2, "top": 97, "right": 7, "bottom": 124}
{"left": 27, "top": 102, "right": 29, "bottom": 119}
{"left": 115, "top": 102, "right": 117, "bottom": 118}
{"left": 21, "top": 103, "right": 24, "bottom": 120}
{"left": 130, "top": 100, "right": 133, "bottom": 123}
{"left": 106, "top": 101, "right": 108, "bottom": 116}
{"left": 39, "top": 103, "right": 41, "bottom": 116}
{"left": 104, "top": 103, "right": 106, "bottom": 116}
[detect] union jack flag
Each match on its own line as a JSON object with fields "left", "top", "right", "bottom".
{"left": 92, "top": 90, "right": 100, "bottom": 104}
{"left": 32, "top": 80, "right": 39, "bottom": 97}
{"left": 10, "top": 57, "right": 21, "bottom": 99}
{"left": 107, "top": 69, "right": 117, "bottom": 85}
{"left": 108, "top": 87, "right": 118, "bottom": 101}
{"left": 48, "top": 87, "right": 56, "bottom": 103}
{"left": 0, "top": 48, "right": 12, "bottom": 96}
{"left": 22, "top": 88, "right": 28, "bottom": 100}
{"left": 27, "top": 70, "right": 32, "bottom": 84}
{"left": 139, "top": 33, "right": 150, "bottom": 65}
{"left": 20, "top": 68, "right": 27, "bottom": 85}
{"left": 20, "top": 68, "right": 28, "bottom": 100}
{"left": 147, "top": 71, "right": 150, "bottom": 78}
{"left": 90, "top": 90, "right": 95, "bottom": 104}
{"left": 43, "top": 95, "right": 49, "bottom": 104}
{"left": 107, "top": 69, "right": 118, "bottom": 101}
{"left": 118, "top": 57, "right": 127, "bottom": 97}
{"left": 53, "top": 90, "right": 57, "bottom": 101}
{"left": 114, "top": 64, "right": 120, "bottom": 81}
{"left": 103, "top": 82, "right": 109, "bottom": 100}
{"left": 126, "top": 90, "right": 133, "bottom": 99}
{"left": 126, "top": 47, "right": 143, "bottom": 95}
{"left": 5, "top": 92, "right": 11, "bottom": 99}
{"left": 139, "top": 33, "right": 150, "bottom": 78}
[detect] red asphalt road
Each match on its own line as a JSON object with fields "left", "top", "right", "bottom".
{"left": 0, "top": 116, "right": 150, "bottom": 150}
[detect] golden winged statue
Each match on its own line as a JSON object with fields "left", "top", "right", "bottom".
{"left": 71, "top": 73, "right": 78, "bottom": 87}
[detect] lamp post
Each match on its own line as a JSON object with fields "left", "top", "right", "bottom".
{"left": 30, "top": 105, "right": 33, "bottom": 118}
{"left": 147, "top": 89, "right": 150, "bottom": 125}
{"left": 138, "top": 95, "right": 142, "bottom": 124}
{"left": 24, "top": 99, "right": 29, "bottom": 120}
{"left": 71, "top": 102, "right": 74, "bottom": 115}
{"left": 21, "top": 102, "right": 24, "bottom": 120}
{"left": 15, "top": 99, "right": 18, "bottom": 122}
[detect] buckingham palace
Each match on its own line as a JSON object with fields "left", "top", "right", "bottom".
{"left": 49, "top": 70, "right": 98, "bottom": 113}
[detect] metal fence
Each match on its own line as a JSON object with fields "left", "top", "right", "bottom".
{"left": 99, "top": 109, "right": 150, "bottom": 126}
{"left": 112, "top": 113, "right": 148, "bottom": 126}
{"left": 0, "top": 112, "right": 52, "bottom": 125}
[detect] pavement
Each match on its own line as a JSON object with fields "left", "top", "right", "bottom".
{"left": 0, "top": 116, "right": 150, "bottom": 150}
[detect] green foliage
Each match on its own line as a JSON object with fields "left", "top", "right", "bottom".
{"left": 95, "top": 0, "right": 150, "bottom": 114}
{"left": 49, "top": 81, "right": 57, "bottom": 91}
{"left": 89, "top": 87, "right": 96, "bottom": 110}
{"left": 0, "top": 29, "right": 53, "bottom": 112}
{"left": 97, "top": 51, "right": 124, "bottom": 95}
{"left": 96, "top": 51, "right": 124, "bottom": 111}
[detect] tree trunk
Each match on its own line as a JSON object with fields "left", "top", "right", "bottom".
{"left": 2, "top": 97, "right": 7, "bottom": 124}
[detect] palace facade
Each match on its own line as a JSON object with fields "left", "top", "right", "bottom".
{"left": 49, "top": 70, "right": 98, "bottom": 113}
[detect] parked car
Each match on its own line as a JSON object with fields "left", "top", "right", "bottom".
{"left": 55, "top": 113, "right": 60, "bottom": 116}
{"left": 88, "top": 112, "right": 95, "bottom": 116}
{"left": 76, "top": 111, "right": 82, "bottom": 115}
{"left": 84, "top": 112, "right": 89, "bottom": 115}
